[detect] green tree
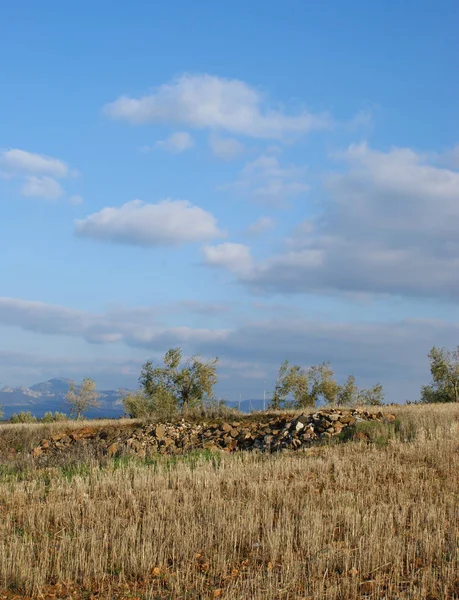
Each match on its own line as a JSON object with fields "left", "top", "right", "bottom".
{"left": 270, "top": 361, "right": 341, "bottom": 409}
{"left": 0, "top": 403, "right": 3, "bottom": 420}
{"left": 336, "top": 375, "right": 359, "bottom": 406}
{"left": 421, "top": 346, "right": 459, "bottom": 403}
{"left": 358, "top": 383, "right": 384, "bottom": 406}
{"left": 133, "top": 348, "right": 219, "bottom": 416}
{"left": 270, "top": 360, "right": 296, "bottom": 409}
{"left": 66, "top": 378, "right": 100, "bottom": 419}
{"left": 270, "top": 361, "right": 384, "bottom": 409}
{"left": 308, "top": 362, "right": 341, "bottom": 406}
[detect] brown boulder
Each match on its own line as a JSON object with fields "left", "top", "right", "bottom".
{"left": 107, "top": 443, "right": 119, "bottom": 456}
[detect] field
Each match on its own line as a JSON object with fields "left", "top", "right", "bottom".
{"left": 0, "top": 404, "right": 459, "bottom": 599}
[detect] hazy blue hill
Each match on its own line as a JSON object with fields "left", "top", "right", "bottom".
{"left": 0, "top": 379, "right": 124, "bottom": 420}
{"left": 29, "top": 378, "right": 74, "bottom": 394}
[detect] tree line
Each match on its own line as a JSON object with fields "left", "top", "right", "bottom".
{"left": 1, "top": 345, "right": 458, "bottom": 421}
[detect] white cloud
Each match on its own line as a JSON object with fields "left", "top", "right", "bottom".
{"left": 210, "top": 142, "right": 459, "bottom": 300}
{"left": 156, "top": 131, "right": 195, "bottom": 153}
{"left": 69, "top": 195, "right": 84, "bottom": 206}
{"left": 246, "top": 216, "right": 275, "bottom": 235}
{"left": 2, "top": 296, "right": 459, "bottom": 402}
{"left": 0, "top": 149, "right": 69, "bottom": 177}
{"left": 75, "top": 199, "right": 224, "bottom": 247}
{"left": 223, "top": 153, "right": 310, "bottom": 206}
{"left": 104, "top": 73, "right": 330, "bottom": 139}
{"left": 0, "top": 148, "right": 82, "bottom": 201}
{"left": 203, "top": 242, "right": 253, "bottom": 276}
{"left": 208, "top": 134, "right": 245, "bottom": 160}
{"left": 0, "top": 297, "right": 230, "bottom": 351}
{"left": 21, "top": 176, "right": 64, "bottom": 200}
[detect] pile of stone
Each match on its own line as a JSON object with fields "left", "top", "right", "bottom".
{"left": 31, "top": 408, "right": 396, "bottom": 459}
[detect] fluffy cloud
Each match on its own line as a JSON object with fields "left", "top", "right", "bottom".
{"left": 246, "top": 216, "right": 275, "bottom": 235}
{"left": 203, "top": 243, "right": 253, "bottom": 276}
{"left": 104, "top": 74, "right": 330, "bottom": 139}
{"left": 0, "top": 148, "right": 79, "bottom": 201}
{"left": 0, "top": 149, "right": 69, "bottom": 177}
{"left": 208, "top": 134, "right": 245, "bottom": 160}
{"left": 0, "top": 297, "right": 229, "bottom": 348}
{"left": 211, "top": 143, "right": 459, "bottom": 300}
{"left": 156, "top": 131, "right": 195, "bottom": 153}
{"left": 223, "top": 153, "right": 310, "bottom": 206}
{"left": 75, "top": 199, "right": 224, "bottom": 247}
{"left": 21, "top": 176, "right": 64, "bottom": 200}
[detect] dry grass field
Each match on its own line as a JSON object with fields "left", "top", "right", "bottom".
{"left": 0, "top": 404, "right": 459, "bottom": 599}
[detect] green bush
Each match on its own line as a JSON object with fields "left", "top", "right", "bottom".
{"left": 122, "top": 388, "right": 178, "bottom": 421}
{"left": 41, "top": 411, "right": 69, "bottom": 423}
{"left": 339, "top": 420, "right": 399, "bottom": 446}
{"left": 10, "top": 411, "right": 38, "bottom": 424}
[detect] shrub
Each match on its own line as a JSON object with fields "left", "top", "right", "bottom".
{"left": 339, "top": 420, "right": 398, "bottom": 446}
{"left": 122, "top": 388, "right": 178, "bottom": 421}
{"left": 10, "top": 411, "right": 38, "bottom": 424}
{"left": 41, "top": 411, "right": 69, "bottom": 423}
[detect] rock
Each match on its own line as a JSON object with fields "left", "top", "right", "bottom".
{"left": 107, "top": 443, "right": 119, "bottom": 456}
{"left": 29, "top": 407, "right": 396, "bottom": 459}
{"left": 340, "top": 415, "right": 356, "bottom": 425}
{"left": 127, "top": 439, "right": 143, "bottom": 452}
{"left": 155, "top": 425, "right": 166, "bottom": 440}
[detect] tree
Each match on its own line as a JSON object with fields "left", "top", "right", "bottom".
{"left": 270, "top": 360, "right": 384, "bottom": 409}
{"left": 358, "top": 383, "right": 384, "bottom": 406}
{"left": 269, "top": 361, "right": 341, "bottom": 409}
{"left": 270, "top": 360, "right": 296, "bottom": 409}
{"left": 136, "top": 348, "right": 219, "bottom": 415}
{"left": 336, "top": 375, "right": 359, "bottom": 406}
{"left": 421, "top": 346, "right": 459, "bottom": 403}
{"left": 0, "top": 403, "right": 3, "bottom": 420}
{"left": 66, "top": 378, "right": 100, "bottom": 419}
{"left": 308, "top": 363, "right": 341, "bottom": 406}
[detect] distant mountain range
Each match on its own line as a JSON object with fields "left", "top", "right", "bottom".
{"left": 0, "top": 378, "right": 265, "bottom": 419}
{"left": 0, "top": 378, "right": 125, "bottom": 419}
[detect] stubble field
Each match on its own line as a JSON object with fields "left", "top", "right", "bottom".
{"left": 0, "top": 404, "right": 458, "bottom": 599}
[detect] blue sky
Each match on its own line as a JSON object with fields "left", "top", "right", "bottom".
{"left": 0, "top": 0, "right": 458, "bottom": 402}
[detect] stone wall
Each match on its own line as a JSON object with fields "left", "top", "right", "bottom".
{"left": 32, "top": 408, "right": 396, "bottom": 458}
